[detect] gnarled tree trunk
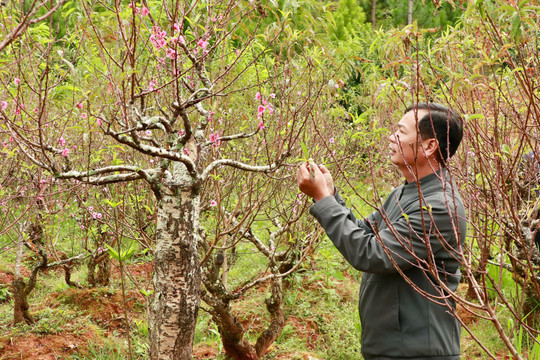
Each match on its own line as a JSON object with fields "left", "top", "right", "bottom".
{"left": 149, "top": 189, "right": 202, "bottom": 360}
{"left": 12, "top": 277, "right": 33, "bottom": 325}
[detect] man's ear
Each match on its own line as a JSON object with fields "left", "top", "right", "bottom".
{"left": 422, "top": 138, "right": 439, "bottom": 159}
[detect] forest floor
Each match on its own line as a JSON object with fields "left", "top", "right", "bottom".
{"left": 0, "top": 252, "right": 526, "bottom": 359}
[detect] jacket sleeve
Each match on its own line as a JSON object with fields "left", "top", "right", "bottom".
{"left": 310, "top": 194, "right": 456, "bottom": 274}
{"left": 332, "top": 189, "right": 371, "bottom": 230}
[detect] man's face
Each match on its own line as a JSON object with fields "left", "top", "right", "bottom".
{"left": 388, "top": 109, "right": 429, "bottom": 169}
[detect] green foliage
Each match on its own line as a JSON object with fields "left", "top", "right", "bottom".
{"left": 360, "top": 0, "right": 464, "bottom": 30}
{"left": 486, "top": 259, "right": 519, "bottom": 300}
{"left": 105, "top": 244, "right": 137, "bottom": 263}
{"left": 70, "top": 339, "right": 130, "bottom": 360}
{"left": 0, "top": 284, "right": 11, "bottom": 302}
{"left": 330, "top": 0, "right": 368, "bottom": 41}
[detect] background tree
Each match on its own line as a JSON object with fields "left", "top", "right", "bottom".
{"left": 0, "top": 0, "right": 332, "bottom": 358}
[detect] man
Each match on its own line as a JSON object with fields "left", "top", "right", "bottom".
{"left": 297, "top": 103, "right": 466, "bottom": 360}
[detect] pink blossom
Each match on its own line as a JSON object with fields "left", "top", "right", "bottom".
{"left": 72, "top": 145, "right": 77, "bottom": 150}
{"left": 150, "top": 27, "right": 167, "bottom": 50}
{"left": 15, "top": 107, "right": 21, "bottom": 115}
{"left": 179, "top": 130, "right": 185, "bottom": 136}
{"left": 1, "top": 101, "right": 7, "bottom": 111}
{"left": 210, "top": 200, "right": 217, "bottom": 206}
{"left": 81, "top": 113, "right": 87, "bottom": 119}
{"left": 61, "top": 148, "right": 70, "bottom": 157}
{"left": 76, "top": 102, "right": 83, "bottom": 109}
{"left": 140, "top": 6, "right": 150, "bottom": 17}
{"left": 255, "top": 92, "right": 262, "bottom": 100}
{"left": 270, "top": 93, "right": 276, "bottom": 98}
{"left": 89, "top": 206, "right": 93, "bottom": 211}
{"left": 197, "top": 39, "right": 209, "bottom": 49}
{"left": 329, "top": 137, "right": 335, "bottom": 144}
{"left": 80, "top": 225, "right": 85, "bottom": 230}
{"left": 33, "top": 108, "right": 38, "bottom": 113}
{"left": 14, "top": 78, "right": 20, "bottom": 85}
{"left": 209, "top": 132, "right": 221, "bottom": 147}
{"left": 257, "top": 105, "right": 265, "bottom": 117}
{"left": 9, "top": 136, "right": 14, "bottom": 142}
{"left": 96, "top": 118, "right": 102, "bottom": 126}
{"left": 173, "top": 23, "right": 181, "bottom": 32}
{"left": 166, "top": 48, "right": 177, "bottom": 59}
{"left": 177, "top": 35, "right": 186, "bottom": 45}
{"left": 267, "top": 106, "right": 274, "bottom": 115}
{"left": 258, "top": 121, "right": 265, "bottom": 130}
{"left": 183, "top": 148, "right": 190, "bottom": 155}
{"left": 58, "top": 136, "right": 66, "bottom": 147}
{"left": 146, "top": 130, "right": 152, "bottom": 136}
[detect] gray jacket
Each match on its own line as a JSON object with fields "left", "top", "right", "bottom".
{"left": 310, "top": 170, "right": 466, "bottom": 360}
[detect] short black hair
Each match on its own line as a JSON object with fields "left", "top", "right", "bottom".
{"left": 405, "top": 102, "right": 464, "bottom": 164}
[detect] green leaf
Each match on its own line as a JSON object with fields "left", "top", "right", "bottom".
{"left": 300, "top": 141, "right": 309, "bottom": 159}
{"left": 105, "top": 244, "right": 120, "bottom": 261}
{"left": 511, "top": 13, "right": 522, "bottom": 42}
{"left": 104, "top": 199, "right": 123, "bottom": 208}
{"left": 332, "top": 270, "right": 345, "bottom": 280}
{"left": 502, "top": 144, "right": 511, "bottom": 156}
{"left": 140, "top": 289, "right": 154, "bottom": 297}
{"left": 466, "top": 113, "right": 485, "bottom": 121}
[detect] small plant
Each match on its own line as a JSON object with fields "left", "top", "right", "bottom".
{"left": 0, "top": 285, "right": 11, "bottom": 302}
{"left": 105, "top": 244, "right": 137, "bottom": 263}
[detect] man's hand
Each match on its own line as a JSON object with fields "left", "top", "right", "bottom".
{"left": 297, "top": 161, "right": 335, "bottom": 201}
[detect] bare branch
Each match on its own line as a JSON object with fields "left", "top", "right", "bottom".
{"left": 201, "top": 158, "right": 283, "bottom": 181}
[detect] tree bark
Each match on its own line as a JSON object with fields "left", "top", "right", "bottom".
{"left": 12, "top": 277, "right": 33, "bottom": 325}
{"left": 208, "top": 277, "right": 285, "bottom": 360}
{"left": 371, "top": 0, "right": 376, "bottom": 29}
{"left": 149, "top": 190, "right": 202, "bottom": 360}
{"left": 407, "top": 0, "right": 414, "bottom": 25}
{"left": 87, "top": 252, "right": 110, "bottom": 287}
